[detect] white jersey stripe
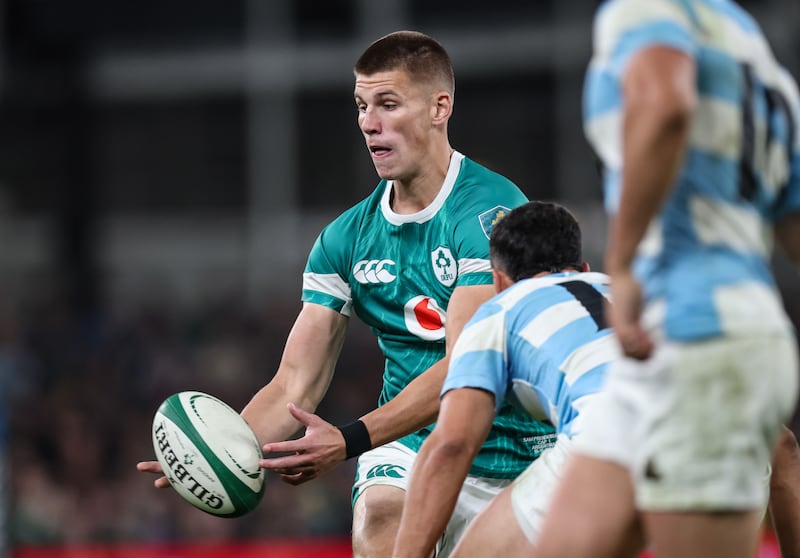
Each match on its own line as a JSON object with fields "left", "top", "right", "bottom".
{"left": 519, "top": 300, "right": 590, "bottom": 349}
{"left": 562, "top": 335, "right": 621, "bottom": 386}
{"left": 451, "top": 311, "right": 506, "bottom": 361}
{"left": 302, "top": 272, "right": 352, "bottom": 314}
{"left": 457, "top": 257, "right": 491, "bottom": 275}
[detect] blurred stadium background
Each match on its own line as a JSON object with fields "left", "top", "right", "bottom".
{"left": 0, "top": 0, "right": 797, "bottom": 555}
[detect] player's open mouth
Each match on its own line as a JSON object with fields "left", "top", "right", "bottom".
{"left": 370, "top": 145, "right": 392, "bottom": 157}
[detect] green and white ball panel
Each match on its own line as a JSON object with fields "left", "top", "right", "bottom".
{"left": 152, "top": 391, "right": 265, "bottom": 518}
{"left": 177, "top": 391, "right": 264, "bottom": 493}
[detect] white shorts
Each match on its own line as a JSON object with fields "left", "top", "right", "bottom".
{"left": 510, "top": 434, "right": 573, "bottom": 542}
{"left": 353, "top": 441, "right": 512, "bottom": 557}
{"left": 575, "top": 332, "right": 798, "bottom": 511}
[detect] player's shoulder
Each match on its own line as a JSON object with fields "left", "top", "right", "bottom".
{"left": 450, "top": 155, "right": 528, "bottom": 208}
{"left": 457, "top": 156, "right": 520, "bottom": 190}
{"left": 320, "top": 181, "right": 385, "bottom": 236}
{"left": 594, "top": 0, "right": 698, "bottom": 46}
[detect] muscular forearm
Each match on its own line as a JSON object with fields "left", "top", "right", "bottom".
{"left": 393, "top": 430, "right": 477, "bottom": 558}
{"left": 242, "top": 303, "right": 347, "bottom": 446}
{"left": 241, "top": 381, "right": 314, "bottom": 446}
{"left": 360, "top": 358, "right": 448, "bottom": 448}
{"left": 362, "top": 285, "right": 494, "bottom": 448}
{"left": 394, "top": 389, "right": 495, "bottom": 558}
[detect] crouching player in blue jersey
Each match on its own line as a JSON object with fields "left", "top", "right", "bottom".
{"left": 392, "top": 200, "right": 635, "bottom": 558}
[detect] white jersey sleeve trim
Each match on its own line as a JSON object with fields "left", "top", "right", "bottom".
{"left": 302, "top": 272, "right": 353, "bottom": 315}
{"left": 457, "top": 257, "right": 491, "bottom": 275}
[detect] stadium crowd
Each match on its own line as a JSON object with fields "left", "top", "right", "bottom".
{"left": 1, "top": 289, "right": 383, "bottom": 545}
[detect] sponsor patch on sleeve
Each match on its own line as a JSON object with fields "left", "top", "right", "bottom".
{"left": 478, "top": 206, "right": 511, "bottom": 239}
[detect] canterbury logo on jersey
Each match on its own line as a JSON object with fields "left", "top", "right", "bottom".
{"left": 366, "top": 464, "right": 406, "bottom": 479}
{"left": 353, "top": 259, "right": 397, "bottom": 284}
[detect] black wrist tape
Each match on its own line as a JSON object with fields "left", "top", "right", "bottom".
{"left": 337, "top": 419, "right": 372, "bottom": 459}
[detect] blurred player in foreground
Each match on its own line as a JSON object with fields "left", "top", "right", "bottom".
{"left": 138, "top": 30, "right": 556, "bottom": 557}
{"left": 532, "top": 2, "right": 800, "bottom": 558}
{"left": 392, "top": 201, "right": 631, "bottom": 558}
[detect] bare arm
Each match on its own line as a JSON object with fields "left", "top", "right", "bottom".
{"left": 393, "top": 387, "right": 496, "bottom": 558}
{"left": 137, "top": 302, "right": 347, "bottom": 487}
{"left": 776, "top": 213, "right": 800, "bottom": 267}
{"left": 241, "top": 302, "right": 348, "bottom": 444}
{"left": 361, "top": 284, "right": 495, "bottom": 447}
{"left": 605, "top": 45, "right": 696, "bottom": 359}
{"left": 259, "top": 283, "right": 495, "bottom": 482}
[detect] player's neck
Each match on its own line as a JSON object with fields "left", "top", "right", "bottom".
{"left": 390, "top": 147, "right": 453, "bottom": 214}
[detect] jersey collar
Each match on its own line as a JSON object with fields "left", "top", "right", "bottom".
{"left": 380, "top": 151, "right": 465, "bottom": 225}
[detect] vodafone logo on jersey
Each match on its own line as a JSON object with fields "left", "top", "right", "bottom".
{"left": 353, "top": 259, "right": 397, "bottom": 284}
{"left": 404, "top": 296, "right": 446, "bottom": 341}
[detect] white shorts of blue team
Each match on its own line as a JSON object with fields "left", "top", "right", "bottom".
{"left": 574, "top": 331, "right": 798, "bottom": 512}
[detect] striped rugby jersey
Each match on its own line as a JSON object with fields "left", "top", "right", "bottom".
{"left": 584, "top": 0, "right": 800, "bottom": 341}
{"left": 443, "top": 272, "right": 617, "bottom": 440}
{"left": 302, "top": 151, "right": 556, "bottom": 479}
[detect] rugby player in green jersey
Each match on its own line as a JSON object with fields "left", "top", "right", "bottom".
{"left": 139, "top": 30, "right": 555, "bottom": 557}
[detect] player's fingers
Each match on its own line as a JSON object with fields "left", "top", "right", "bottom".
{"left": 260, "top": 453, "right": 314, "bottom": 470}
{"left": 619, "top": 328, "right": 653, "bottom": 360}
{"left": 154, "top": 476, "right": 171, "bottom": 489}
{"left": 262, "top": 438, "right": 308, "bottom": 455}
{"left": 137, "top": 461, "right": 163, "bottom": 475}
{"left": 286, "top": 402, "right": 320, "bottom": 426}
{"left": 279, "top": 471, "right": 316, "bottom": 486}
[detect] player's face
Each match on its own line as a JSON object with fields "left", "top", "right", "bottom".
{"left": 354, "top": 69, "right": 437, "bottom": 182}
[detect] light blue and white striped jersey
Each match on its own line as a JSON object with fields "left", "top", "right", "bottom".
{"left": 442, "top": 272, "right": 618, "bottom": 439}
{"left": 584, "top": 0, "right": 800, "bottom": 341}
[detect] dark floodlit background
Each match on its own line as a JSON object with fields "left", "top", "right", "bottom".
{"left": 0, "top": 0, "right": 798, "bottom": 552}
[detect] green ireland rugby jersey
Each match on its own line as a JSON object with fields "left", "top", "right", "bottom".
{"left": 302, "top": 152, "right": 556, "bottom": 479}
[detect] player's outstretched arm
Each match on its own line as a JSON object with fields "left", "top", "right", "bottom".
{"left": 242, "top": 302, "right": 348, "bottom": 443}
{"left": 393, "top": 387, "right": 495, "bottom": 558}
{"left": 360, "top": 284, "right": 495, "bottom": 448}
{"left": 137, "top": 302, "right": 348, "bottom": 487}
{"left": 260, "top": 284, "right": 495, "bottom": 484}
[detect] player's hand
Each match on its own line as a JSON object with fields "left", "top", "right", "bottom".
{"left": 136, "top": 460, "right": 172, "bottom": 489}
{"left": 608, "top": 269, "right": 653, "bottom": 360}
{"left": 259, "top": 402, "right": 347, "bottom": 486}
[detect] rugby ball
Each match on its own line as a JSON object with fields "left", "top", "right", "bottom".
{"left": 151, "top": 391, "right": 266, "bottom": 517}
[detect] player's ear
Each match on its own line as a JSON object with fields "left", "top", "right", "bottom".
{"left": 431, "top": 91, "right": 452, "bottom": 124}
{"left": 581, "top": 262, "right": 591, "bottom": 272}
{"left": 492, "top": 268, "right": 513, "bottom": 293}
{"left": 491, "top": 269, "right": 502, "bottom": 293}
